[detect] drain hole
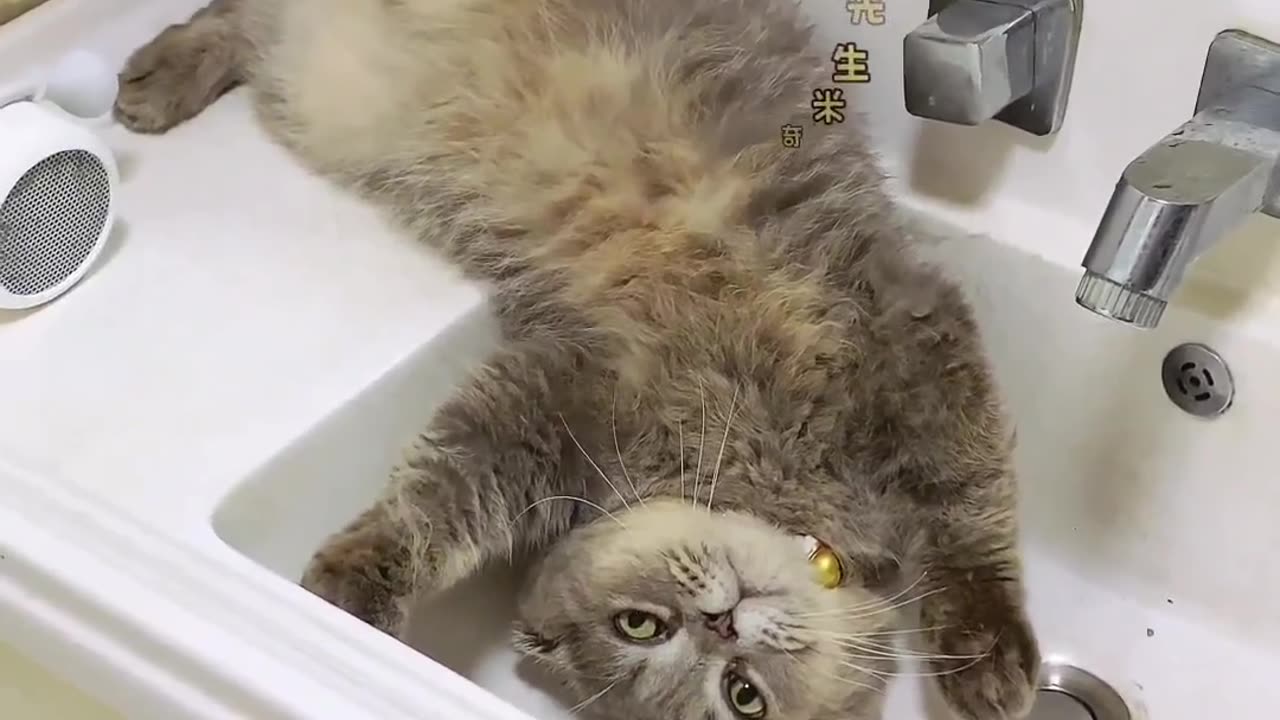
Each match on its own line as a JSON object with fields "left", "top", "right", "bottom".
{"left": 1037, "top": 660, "right": 1130, "bottom": 720}
{"left": 1031, "top": 689, "right": 1096, "bottom": 720}
{"left": 1161, "top": 343, "right": 1233, "bottom": 418}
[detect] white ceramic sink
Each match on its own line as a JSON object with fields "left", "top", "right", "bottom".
{"left": 207, "top": 209, "right": 1280, "bottom": 720}
{"left": 3, "top": 0, "right": 1280, "bottom": 719}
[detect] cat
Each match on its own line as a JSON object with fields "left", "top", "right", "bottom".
{"left": 114, "top": 0, "right": 1039, "bottom": 718}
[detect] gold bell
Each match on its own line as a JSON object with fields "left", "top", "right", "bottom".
{"left": 808, "top": 542, "right": 844, "bottom": 589}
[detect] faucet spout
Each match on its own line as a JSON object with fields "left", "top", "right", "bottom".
{"left": 1077, "top": 30, "right": 1280, "bottom": 328}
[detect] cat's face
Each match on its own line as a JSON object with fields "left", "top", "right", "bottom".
{"left": 514, "top": 500, "right": 892, "bottom": 719}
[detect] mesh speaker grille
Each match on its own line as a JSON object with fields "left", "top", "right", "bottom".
{"left": 0, "top": 149, "right": 111, "bottom": 297}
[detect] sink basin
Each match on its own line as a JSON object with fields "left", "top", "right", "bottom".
{"left": 208, "top": 206, "right": 1280, "bottom": 719}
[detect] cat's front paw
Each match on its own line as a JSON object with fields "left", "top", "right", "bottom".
{"left": 114, "top": 22, "right": 238, "bottom": 133}
{"left": 300, "top": 518, "right": 414, "bottom": 640}
{"left": 927, "top": 599, "right": 1039, "bottom": 719}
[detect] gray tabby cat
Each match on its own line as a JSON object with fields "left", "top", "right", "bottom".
{"left": 115, "top": 0, "right": 1039, "bottom": 717}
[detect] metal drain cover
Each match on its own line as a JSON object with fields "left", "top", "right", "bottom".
{"left": 1034, "top": 660, "right": 1131, "bottom": 720}
{"left": 1161, "top": 342, "right": 1233, "bottom": 418}
{"left": 1031, "top": 689, "right": 1094, "bottom": 719}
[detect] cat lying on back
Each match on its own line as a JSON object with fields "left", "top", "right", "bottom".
{"left": 115, "top": 0, "right": 1039, "bottom": 717}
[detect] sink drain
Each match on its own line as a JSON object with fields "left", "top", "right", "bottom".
{"left": 1031, "top": 660, "right": 1131, "bottom": 720}
{"left": 1033, "top": 689, "right": 1094, "bottom": 719}
{"left": 1161, "top": 342, "right": 1233, "bottom": 418}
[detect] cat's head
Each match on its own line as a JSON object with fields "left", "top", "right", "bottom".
{"left": 513, "top": 499, "right": 893, "bottom": 719}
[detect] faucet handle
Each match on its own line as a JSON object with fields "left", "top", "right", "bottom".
{"left": 904, "top": 0, "right": 1084, "bottom": 135}
{"left": 904, "top": 1, "right": 1035, "bottom": 126}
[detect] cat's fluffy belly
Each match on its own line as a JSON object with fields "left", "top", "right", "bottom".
{"left": 114, "top": 1, "right": 1040, "bottom": 718}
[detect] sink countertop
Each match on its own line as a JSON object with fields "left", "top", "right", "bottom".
{"left": 0, "top": 0, "right": 486, "bottom": 529}
{"left": 0, "top": 5, "right": 507, "bottom": 718}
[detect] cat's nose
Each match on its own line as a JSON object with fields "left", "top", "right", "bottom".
{"left": 703, "top": 611, "right": 737, "bottom": 640}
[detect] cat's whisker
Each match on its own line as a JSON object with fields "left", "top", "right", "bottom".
{"left": 558, "top": 413, "right": 632, "bottom": 512}
{"left": 706, "top": 384, "right": 740, "bottom": 513}
{"left": 569, "top": 679, "right": 620, "bottom": 715}
{"left": 829, "top": 638, "right": 988, "bottom": 661}
{"left": 839, "top": 635, "right": 935, "bottom": 652}
{"left": 837, "top": 586, "right": 948, "bottom": 620}
{"left": 795, "top": 571, "right": 931, "bottom": 618}
{"left": 510, "top": 495, "right": 628, "bottom": 529}
{"left": 839, "top": 651, "right": 983, "bottom": 665}
{"left": 855, "top": 624, "right": 951, "bottom": 637}
{"left": 797, "top": 585, "right": 947, "bottom": 621}
{"left": 611, "top": 391, "right": 646, "bottom": 507}
{"left": 678, "top": 419, "right": 686, "bottom": 503}
{"left": 782, "top": 648, "right": 885, "bottom": 694}
{"left": 693, "top": 378, "right": 707, "bottom": 507}
{"left": 836, "top": 647, "right": 992, "bottom": 680}
{"left": 855, "top": 627, "right": 1003, "bottom": 659}
{"left": 835, "top": 658, "right": 896, "bottom": 681}
{"left": 857, "top": 569, "right": 931, "bottom": 610}
{"left": 834, "top": 649, "right": 990, "bottom": 682}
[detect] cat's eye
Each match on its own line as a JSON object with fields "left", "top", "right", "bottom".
{"left": 612, "top": 610, "right": 667, "bottom": 643}
{"left": 723, "top": 671, "right": 767, "bottom": 718}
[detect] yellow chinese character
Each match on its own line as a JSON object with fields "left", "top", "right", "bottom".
{"left": 847, "top": 0, "right": 887, "bottom": 26}
{"left": 832, "top": 43, "right": 871, "bottom": 83}
{"left": 780, "top": 124, "right": 804, "bottom": 148}
{"left": 811, "top": 89, "right": 847, "bottom": 125}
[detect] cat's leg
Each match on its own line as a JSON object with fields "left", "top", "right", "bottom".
{"left": 907, "top": 463, "right": 1040, "bottom": 720}
{"left": 114, "top": 0, "right": 249, "bottom": 133}
{"left": 300, "top": 343, "right": 583, "bottom": 639}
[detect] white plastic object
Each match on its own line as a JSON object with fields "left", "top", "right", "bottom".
{"left": 0, "top": 100, "right": 119, "bottom": 310}
{"left": 43, "top": 49, "right": 119, "bottom": 121}
{"left": 0, "top": 49, "right": 118, "bottom": 121}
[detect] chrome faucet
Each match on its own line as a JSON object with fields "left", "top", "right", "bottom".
{"left": 1077, "top": 30, "right": 1280, "bottom": 329}
{"left": 903, "top": 0, "right": 1084, "bottom": 135}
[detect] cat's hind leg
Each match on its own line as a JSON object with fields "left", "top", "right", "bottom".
{"left": 114, "top": 0, "right": 249, "bottom": 133}
{"left": 300, "top": 342, "right": 586, "bottom": 639}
